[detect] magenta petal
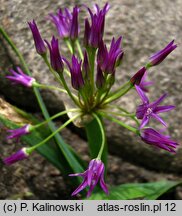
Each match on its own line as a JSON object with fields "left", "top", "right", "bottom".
{"left": 136, "top": 104, "right": 147, "bottom": 119}
{"left": 140, "top": 128, "right": 178, "bottom": 153}
{"left": 100, "top": 169, "right": 109, "bottom": 194}
{"left": 71, "top": 179, "right": 88, "bottom": 196}
{"left": 154, "top": 105, "right": 175, "bottom": 114}
{"left": 135, "top": 85, "right": 149, "bottom": 104}
{"left": 86, "top": 184, "right": 95, "bottom": 198}
{"left": 140, "top": 116, "right": 149, "bottom": 129}
{"left": 150, "top": 93, "right": 167, "bottom": 108}
{"left": 3, "top": 148, "right": 29, "bottom": 165}
{"left": 151, "top": 113, "right": 167, "bottom": 127}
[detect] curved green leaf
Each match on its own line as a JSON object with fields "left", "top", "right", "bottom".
{"left": 88, "top": 181, "right": 182, "bottom": 200}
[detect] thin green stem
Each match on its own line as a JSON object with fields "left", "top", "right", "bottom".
{"left": 32, "top": 109, "right": 80, "bottom": 129}
{"left": 99, "top": 111, "right": 139, "bottom": 134}
{"left": 28, "top": 114, "right": 81, "bottom": 153}
{"left": 76, "top": 40, "right": 84, "bottom": 60}
{"left": 42, "top": 55, "right": 63, "bottom": 85}
{"left": 64, "top": 68, "right": 71, "bottom": 77}
{"left": 92, "top": 113, "right": 106, "bottom": 160}
{"left": 103, "top": 82, "right": 133, "bottom": 104}
{"left": 108, "top": 105, "right": 140, "bottom": 126}
{"left": 99, "top": 110, "right": 135, "bottom": 117}
{"left": 65, "top": 39, "right": 74, "bottom": 54}
{"left": 0, "top": 27, "right": 31, "bottom": 76}
{"left": 59, "top": 74, "right": 80, "bottom": 107}
{"left": 34, "top": 82, "right": 67, "bottom": 94}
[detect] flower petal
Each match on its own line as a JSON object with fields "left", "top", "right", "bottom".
{"left": 135, "top": 85, "right": 149, "bottom": 104}
{"left": 140, "top": 116, "right": 149, "bottom": 129}
{"left": 71, "top": 178, "right": 88, "bottom": 196}
{"left": 151, "top": 113, "right": 167, "bottom": 127}
{"left": 150, "top": 93, "right": 167, "bottom": 109}
{"left": 154, "top": 105, "right": 175, "bottom": 114}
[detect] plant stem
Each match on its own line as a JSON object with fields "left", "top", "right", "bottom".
{"left": 104, "top": 82, "right": 133, "bottom": 104}
{"left": 92, "top": 113, "right": 106, "bottom": 160}
{"left": 59, "top": 74, "right": 80, "bottom": 107}
{"left": 107, "top": 105, "right": 140, "bottom": 126}
{"left": 99, "top": 112, "right": 139, "bottom": 134}
{"left": 28, "top": 114, "right": 81, "bottom": 153}
{"left": 65, "top": 38, "right": 74, "bottom": 54}
{"left": 76, "top": 39, "right": 84, "bottom": 60}
{"left": 32, "top": 109, "right": 80, "bottom": 129}
{"left": 64, "top": 68, "right": 71, "bottom": 77}
{"left": 42, "top": 55, "right": 63, "bottom": 85}
{"left": 34, "top": 82, "right": 67, "bottom": 94}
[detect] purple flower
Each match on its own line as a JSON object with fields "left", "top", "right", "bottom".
{"left": 49, "top": 6, "right": 80, "bottom": 40}
{"left": 28, "top": 20, "right": 46, "bottom": 55}
{"left": 130, "top": 67, "right": 146, "bottom": 86}
{"left": 6, "top": 67, "right": 35, "bottom": 87}
{"left": 140, "top": 128, "right": 178, "bottom": 153}
{"left": 136, "top": 86, "right": 175, "bottom": 128}
{"left": 7, "top": 124, "right": 30, "bottom": 142}
{"left": 45, "top": 36, "right": 64, "bottom": 74}
{"left": 3, "top": 148, "right": 29, "bottom": 165}
{"left": 147, "top": 40, "right": 177, "bottom": 67}
{"left": 69, "top": 159, "right": 108, "bottom": 197}
{"left": 96, "top": 65, "right": 105, "bottom": 89}
{"left": 97, "top": 37, "right": 123, "bottom": 74}
{"left": 64, "top": 55, "right": 84, "bottom": 90}
{"left": 82, "top": 51, "right": 90, "bottom": 79}
{"left": 138, "top": 71, "right": 153, "bottom": 92}
{"left": 85, "top": 3, "right": 110, "bottom": 48}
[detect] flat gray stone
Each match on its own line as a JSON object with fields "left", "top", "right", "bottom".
{"left": 0, "top": 0, "right": 181, "bottom": 172}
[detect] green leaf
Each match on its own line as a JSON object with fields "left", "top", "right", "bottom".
{"left": 85, "top": 117, "right": 108, "bottom": 167}
{"left": 88, "top": 181, "right": 182, "bottom": 200}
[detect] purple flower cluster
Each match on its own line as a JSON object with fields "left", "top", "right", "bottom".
{"left": 69, "top": 159, "right": 108, "bottom": 197}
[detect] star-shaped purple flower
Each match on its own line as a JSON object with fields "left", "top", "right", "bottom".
{"left": 135, "top": 86, "right": 175, "bottom": 128}
{"left": 69, "top": 159, "right": 108, "bottom": 198}
{"left": 6, "top": 67, "right": 35, "bottom": 87}
{"left": 140, "top": 128, "right": 178, "bottom": 153}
